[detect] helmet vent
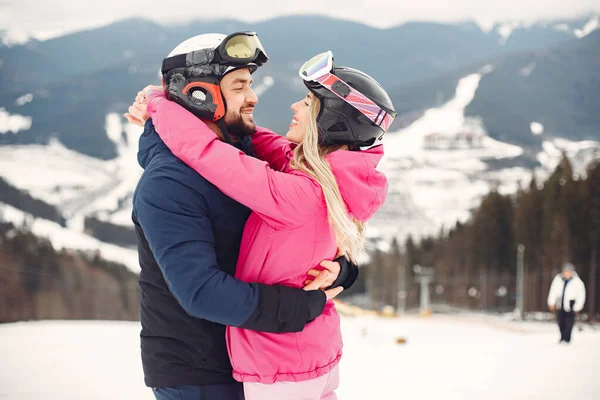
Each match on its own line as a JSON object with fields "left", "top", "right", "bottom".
{"left": 327, "top": 122, "right": 347, "bottom": 132}
{"left": 191, "top": 90, "right": 207, "bottom": 102}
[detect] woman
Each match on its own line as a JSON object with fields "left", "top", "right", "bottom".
{"left": 140, "top": 51, "right": 396, "bottom": 399}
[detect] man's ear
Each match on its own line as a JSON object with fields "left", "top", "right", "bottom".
{"left": 162, "top": 76, "right": 166, "bottom": 89}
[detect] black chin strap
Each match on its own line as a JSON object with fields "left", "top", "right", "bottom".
{"left": 217, "top": 119, "right": 235, "bottom": 145}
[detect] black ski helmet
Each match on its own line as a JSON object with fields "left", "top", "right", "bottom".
{"left": 304, "top": 66, "right": 397, "bottom": 147}
{"left": 161, "top": 32, "right": 268, "bottom": 122}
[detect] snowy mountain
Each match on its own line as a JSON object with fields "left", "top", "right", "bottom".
{"left": 1, "top": 15, "right": 598, "bottom": 158}
{"left": 371, "top": 69, "right": 600, "bottom": 241}
{"left": 0, "top": 113, "right": 141, "bottom": 224}
{"left": 490, "top": 16, "right": 599, "bottom": 46}
{"left": 0, "top": 15, "right": 599, "bottom": 258}
{"left": 389, "top": 29, "right": 600, "bottom": 148}
{"left": 0, "top": 112, "right": 142, "bottom": 271}
{"left": 2, "top": 67, "right": 598, "bottom": 257}
{"left": 0, "top": 29, "right": 36, "bottom": 47}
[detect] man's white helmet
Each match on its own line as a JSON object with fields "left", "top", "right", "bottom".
{"left": 167, "top": 33, "right": 226, "bottom": 58}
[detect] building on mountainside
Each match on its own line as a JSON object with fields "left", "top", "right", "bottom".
{"left": 423, "top": 131, "right": 485, "bottom": 150}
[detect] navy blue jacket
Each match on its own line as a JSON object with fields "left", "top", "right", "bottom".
{"left": 132, "top": 120, "right": 326, "bottom": 388}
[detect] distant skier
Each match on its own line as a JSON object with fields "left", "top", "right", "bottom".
{"left": 547, "top": 263, "right": 586, "bottom": 343}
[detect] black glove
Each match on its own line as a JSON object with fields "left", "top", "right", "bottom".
{"left": 326, "top": 255, "right": 359, "bottom": 290}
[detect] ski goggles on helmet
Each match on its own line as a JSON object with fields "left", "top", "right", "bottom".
{"left": 162, "top": 31, "right": 269, "bottom": 74}
{"left": 215, "top": 31, "right": 269, "bottom": 66}
{"left": 299, "top": 51, "right": 396, "bottom": 133}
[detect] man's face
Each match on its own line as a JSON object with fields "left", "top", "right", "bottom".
{"left": 220, "top": 68, "right": 258, "bottom": 137}
{"left": 562, "top": 269, "right": 573, "bottom": 279}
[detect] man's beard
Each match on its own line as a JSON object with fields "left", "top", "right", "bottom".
{"left": 224, "top": 110, "right": 256, "bottom": 137}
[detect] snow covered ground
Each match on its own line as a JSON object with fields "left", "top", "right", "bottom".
{"left": 1, "top": 316, "right": 599, "bottom": 400}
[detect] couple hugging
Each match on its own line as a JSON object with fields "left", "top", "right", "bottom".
{"left": 124, "top": 31, "right": 396, "bottom": 399}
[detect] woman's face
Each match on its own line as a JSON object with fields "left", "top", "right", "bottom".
{"left": 286, "top": 92, "right": 315, "bottom": 144}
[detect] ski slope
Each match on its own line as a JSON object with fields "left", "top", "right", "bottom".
{"left": 1, "top": 315, "right": 599, "bottom": 399}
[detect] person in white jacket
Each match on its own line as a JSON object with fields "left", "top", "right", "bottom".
{"left": 547, "top": 263, "right": 586, "bottom": 343}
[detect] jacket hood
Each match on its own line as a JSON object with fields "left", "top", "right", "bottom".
{"left": 325, "top": 145, "right": 388, "bottom": 222}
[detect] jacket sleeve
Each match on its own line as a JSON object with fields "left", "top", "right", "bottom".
{"left": 573, "top": 279, "right": 586, "bottom": 312}
{"left": 327, "top": 256, "right": 359, "bottom": 290}
{"left": 133, "top": 168, "right": 325, "bottom": 332}
{"left": 547, "top": 276, "right": 559, "bottom": 307}
{"left": 146, "top": 91, "right": 321, "bottom": 230}
{"left": 251, "top": 127, "right": 295, "bottom": 172}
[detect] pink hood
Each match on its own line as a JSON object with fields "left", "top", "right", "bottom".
{"left": 326, "top": 146, "right": 388, "bottom": 223}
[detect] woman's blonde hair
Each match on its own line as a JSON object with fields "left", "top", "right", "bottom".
{"left": 290, "top": 97, "right": 366, "bottom": 263}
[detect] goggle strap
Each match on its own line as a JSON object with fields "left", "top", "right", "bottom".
{"left": 375, "top": 109, "right": 385, "bottom": 126}
{"left": 380, "top": 114, "right": 394, "bottom": 132}
{"left": 161, "top": 54, "right": 188, "bottom": 74}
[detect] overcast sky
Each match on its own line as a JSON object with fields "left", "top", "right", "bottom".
{"left": 1, "top": 0, "right": 599, "bottom": 40}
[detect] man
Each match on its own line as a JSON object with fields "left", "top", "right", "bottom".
{"left": 547, "top": 262, "right": 586, "bottom": 344}
{"left": 124, "top": 32, "right": 358, "bottom": 399}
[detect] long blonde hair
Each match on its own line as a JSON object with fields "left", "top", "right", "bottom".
{"left": 290, "top": 98, "right": 366, "bottom": 263}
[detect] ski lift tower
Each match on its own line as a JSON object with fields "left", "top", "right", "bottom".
{"left": 413, "top": 264, "right": 435, "bottom": 315}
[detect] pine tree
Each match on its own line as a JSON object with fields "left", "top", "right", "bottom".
{"left": 514, "top": 176, "right": 544, "bottom": 310}
{"left": 585, "top": 160, "right": 600, "bottom": 318}
{"left": 540, "top": 154, "right": 574, "bottom": 296}
{"left": 388, "top": 238, "right": 404, "bottom": 310}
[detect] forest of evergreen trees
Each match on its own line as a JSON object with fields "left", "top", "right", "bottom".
{"left": 361, "top": 156, "right": 600, "bottom": 319}
{"left": 0, "top": 177, "right": 66, "bottom": 226}
{"left": 84, "top": 216, "right": 137, "bottom": 247}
